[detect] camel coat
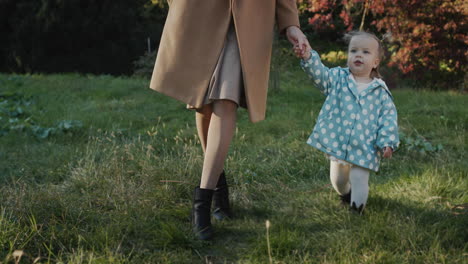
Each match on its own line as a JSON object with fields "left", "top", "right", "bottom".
{"left": 149, "top": 0, "right": 300, "bottom": 123}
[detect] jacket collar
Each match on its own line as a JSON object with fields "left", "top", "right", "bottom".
{"left": 344, "top": 68, "right": 393, "bottom": 99}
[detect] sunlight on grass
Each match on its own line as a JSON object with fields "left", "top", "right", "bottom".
{"left": 0, "top": 73, "right": 466, "bottom": 263}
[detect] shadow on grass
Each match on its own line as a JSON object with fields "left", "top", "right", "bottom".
{"left": 191, "top": 191, "right": 466, "bottom": 263}
{"left": 365, "top": 194, "right": 467, "bottom": 251}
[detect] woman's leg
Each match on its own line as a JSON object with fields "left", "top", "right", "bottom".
{"left": 195, "top": 104, "right": 213, "bottom": 153}
{"left": 349, "top": 166, "right": 370, "bottom": 212}
{"left": 199, "top": 99, "right": 237, "bottom": 189}
{"left": 192, "top": 100, "right": 236, "bottom": 240}
{"left": 195, "top": 101, "right": 233, "bottom": 221}
{"left": 329, "top": 160, "right": 351, "bottom": 196}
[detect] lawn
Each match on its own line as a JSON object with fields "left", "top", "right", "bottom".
{"left": 0, "top": 70, "right": 466, "bottom": 263}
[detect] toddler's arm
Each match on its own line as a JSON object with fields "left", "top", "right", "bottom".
{"left": 376, "top": 95, "right": 400, "bottom": 157}
{"left": 299, "top": 49, "right": 336, "bottom": 96}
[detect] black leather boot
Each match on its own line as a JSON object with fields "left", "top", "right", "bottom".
{"left": 192, "top": 187, "right": 214, "bottom": 240}
{"left": 212, "top": 171, "right": 232, "bottom": 220}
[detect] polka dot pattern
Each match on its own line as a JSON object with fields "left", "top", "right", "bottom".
{"left": 301, "top": 50, "right": 400, "bottom": 172}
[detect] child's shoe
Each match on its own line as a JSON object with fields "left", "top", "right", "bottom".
{"left": 350, "top": 201, "right": 365, "bottom": 215}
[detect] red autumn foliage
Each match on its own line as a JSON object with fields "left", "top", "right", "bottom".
{"left": 298, "top": 0, "right": 467, "bottom": 87}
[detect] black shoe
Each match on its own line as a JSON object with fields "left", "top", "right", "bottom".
{"left": 350, "top": 201, "right": 364, "bottom": 214}
{"left": 192, "top": 187, "right": 214, "bottom": 240}
{"left": 212, "top": 171, "right": 232, "bottom": 221}
{"left": 339, "top": 191, "right": 351, "bottom": 206}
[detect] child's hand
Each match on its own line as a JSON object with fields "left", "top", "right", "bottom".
{"left": 383, "top": 147, "right": 393, "bottom": 159}
{"left": 293, "top": 43, "right": 311, "bottom": 60}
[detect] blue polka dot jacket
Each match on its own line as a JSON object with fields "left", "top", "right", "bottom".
{"left": 301, "top": 50, "right": 400, "bottom": 172}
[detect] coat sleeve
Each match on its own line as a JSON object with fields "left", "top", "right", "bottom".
{"left": 276, "top": 0, "right": 300, "bottom": 33}
{"left": 300, "top": 50, "right": 337, "bottom": 96}
{"left": 376, "top": 94, "right": 400, "bottom": 151}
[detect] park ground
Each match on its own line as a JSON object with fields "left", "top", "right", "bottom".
{"left": 0, "top": 69, "right": 466, "bottom": 263}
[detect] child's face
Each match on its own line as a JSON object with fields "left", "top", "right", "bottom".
{"left": 347, "top": 36, "right": 380, "bottom": 79}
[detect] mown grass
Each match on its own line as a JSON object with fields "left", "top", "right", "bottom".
{"left": 0, "top": 69, "right": 466, "bottom": 263}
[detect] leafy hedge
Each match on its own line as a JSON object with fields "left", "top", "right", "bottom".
{"left": 1, "top": 0, "right": 466, "bottom": 89}
{"left": 298, "top": 0, "right": 467, "bottom": 89}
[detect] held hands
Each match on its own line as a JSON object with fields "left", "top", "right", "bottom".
{"left": 383, "top": 147, "right": 393, "bottom": 159}
{"left": 286, "top": 26, "right": 311, "bottom": 59}
{"left": 294, "top": 45, "right": 311, "bottom": 60}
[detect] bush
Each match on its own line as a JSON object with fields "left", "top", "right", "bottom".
{"left": 298, "top": 0, "right": 467, "bottom": 89}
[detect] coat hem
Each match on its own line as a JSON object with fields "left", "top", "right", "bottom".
{"left": 307, "top": 142, "right": 379, "bottom": 172}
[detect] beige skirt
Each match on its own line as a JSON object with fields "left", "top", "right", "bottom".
{"left": 188, "top": 21, "right": 246, "bottom": 109}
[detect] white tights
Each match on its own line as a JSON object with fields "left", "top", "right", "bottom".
{"left": 196, "top": 100, "right": 237, "bottom": 190}
{"left": 329, "top": 160, "right": 370, "bottom": 209}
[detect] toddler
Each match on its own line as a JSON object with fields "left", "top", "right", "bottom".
{"left": 296, "top": 31, "right": 400, "bottom": 213}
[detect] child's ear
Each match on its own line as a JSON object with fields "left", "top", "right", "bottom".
{"left": 373, "top": 58, "right": 380, "bottom": 68}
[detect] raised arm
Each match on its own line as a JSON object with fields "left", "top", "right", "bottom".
{"left": 300, "top": 50, "right": 337, "bottom": 96}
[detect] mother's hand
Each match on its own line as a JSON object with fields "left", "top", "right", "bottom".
{"left": 286, "top": 26, "right": 310, "bottom": 58}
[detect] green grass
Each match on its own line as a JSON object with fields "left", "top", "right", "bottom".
{"left": 0, "top": 70, "right": 466, "bottom": 263}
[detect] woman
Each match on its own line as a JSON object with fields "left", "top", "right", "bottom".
{"left": 150, "top": 0, "right": 309, "bottom": 240}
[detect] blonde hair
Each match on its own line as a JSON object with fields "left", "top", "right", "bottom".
{"left": 344, "top": 31, "right": 384, "bottom": 79}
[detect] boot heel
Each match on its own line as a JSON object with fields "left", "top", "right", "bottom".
{"left": 192, "top": 187, "right": 214, "bottom": 240}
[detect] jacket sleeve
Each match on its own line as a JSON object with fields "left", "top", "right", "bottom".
{"left": 300, "top": 50, "right": 337, "bottom": 96}
{"left": 276, "top": 0, "right": 300, "bottom": 33}
{"left": 376, "top": 94, "right": 400, "bottom": 151}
